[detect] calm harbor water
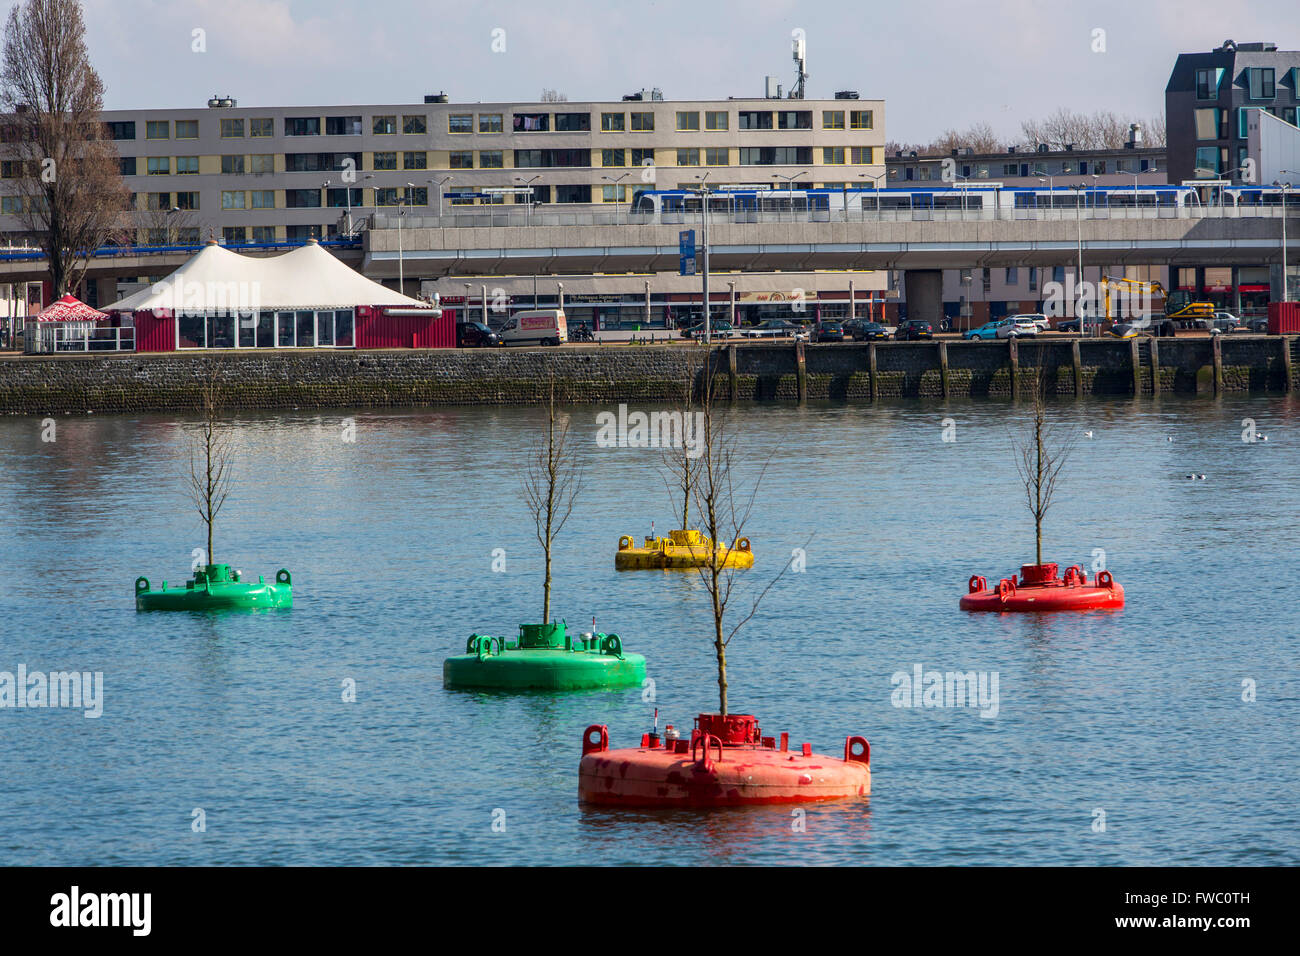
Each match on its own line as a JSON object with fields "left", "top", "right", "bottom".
{"left": 1, "top": 394, "right": 1297, "bottom": 866}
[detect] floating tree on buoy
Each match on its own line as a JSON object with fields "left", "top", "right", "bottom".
{"left": 581, "top": 363, "right": 871, "bottom": 806}
{"left": 961, "top": 356, "right": 1123, "bottom": 612}
{"left": 444, "top": 376, "right": 645, "bottom": 690}
{"left": 136, "top": 363, "right": 291, "bottom": 610}
{"left": 614, "top": 358, "right": 753, "bottom": 571}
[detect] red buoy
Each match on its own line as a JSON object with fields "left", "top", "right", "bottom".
{"left": 578, "top": 713, "right": 871, "bottom": 807}
{"left": 959, "top": 563, "right": 1124, "bottom": 612}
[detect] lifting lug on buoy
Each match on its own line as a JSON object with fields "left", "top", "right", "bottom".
{"left": 968, "top": 574, "right": 986, "bottom": 593}
{"left": 582, "top": 724, "right": 609, "bottom": 755}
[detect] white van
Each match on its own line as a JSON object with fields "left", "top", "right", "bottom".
{"left": 498, "top": 309, "right": 567, "bottom": 346}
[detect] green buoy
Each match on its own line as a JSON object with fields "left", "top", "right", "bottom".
{"left": 135, "top": 564, "right": 292, "bottom": 611}
{"left": 443, "top": 621, "right": 646, "bottom": 691}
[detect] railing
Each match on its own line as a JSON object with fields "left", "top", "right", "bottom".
{"left": 23, "top": 322, "right": 135, "bottom": 354}
{"left": 0, "top": 237, "right": 363, "bottom": 263}
{"left": 371, "top": 203, "right": 1300, "bottom": 230}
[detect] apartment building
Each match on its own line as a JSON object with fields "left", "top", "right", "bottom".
{"left": 887, "top": 143, "right": 1166, "bottom": 189}
{"left": 0, "top": 91, "right": 885, "bottom": 248}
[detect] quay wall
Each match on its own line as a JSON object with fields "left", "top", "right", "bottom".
{"left": 0, "top": 337, "right": 1294, "bottom": 415}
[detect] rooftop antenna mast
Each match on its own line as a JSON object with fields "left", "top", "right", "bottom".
{"left": 790, "top": 31, "right": 807, "bottom": 99}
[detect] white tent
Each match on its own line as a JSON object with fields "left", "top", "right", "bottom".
{"left": 105, "top": 239, "right": 428, "bottom": 313}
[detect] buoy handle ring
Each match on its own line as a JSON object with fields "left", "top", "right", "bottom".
{"left": 582, "top": 724, "right": 610, "bottom": 755}
{"left": 276, "top": 569, "right": 292, "bottom": 585}
{"left": 135, "top": 576, "right": 150, "bottom": 593}
{"left": 617, "top": 535, "right": 633, "bottom": 551}
{"left": 601, "top": 634, "right": 623, "bottom": 658}
{"left": 1098, "top": 570, "right": 1114, "bottom": 589}
{"left": 997, "top": 578, "right": 1016, "bottom": 602}
{"left": 1063, "top": 565, "right": 1083, "bottom": 586}
{"left": 968, "top": 574, "right": 987, "bottom": 593}
{"left": 736, "top": 537, "right": 751, "bottom": 552}
{"left": 692, "top": 733, "right": 723, "bottom": 771}
{"left": 844, "top": 736, "right": 870, "bottom": 764}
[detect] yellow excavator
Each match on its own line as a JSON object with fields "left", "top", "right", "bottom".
{"left": 1102, "top": 276, "right": 1215, "bottom": 337}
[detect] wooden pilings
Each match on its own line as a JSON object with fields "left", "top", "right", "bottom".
{"left": 1072, "top": 340, "right": 1083, "bottom": 397}
{"left": 1212, "top": 334, "right": 1223, "bottom": 395}
{"left": 1282, "top": 335, "right": 1294, "bottom": 393}
{"left": 795, "top": 340, "right": 807, "bottom": 403}
{"left": 1130, "top": 337, "right": 1141, "bottom": 396}
{"left": 728, "top": 344, "right": 738, "bottom": 401}
{"left": 1149, "top": 336, "right": 1161, "bottom": 395}
{"left": 1008, "top": 336, "right": 1019, "bottom": 400}
{"left": 937, "top": 340, "right": 950, "bottom": 399}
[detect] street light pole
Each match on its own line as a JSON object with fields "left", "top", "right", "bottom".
{"left": 1276, "top": 175, "right": 1296, "bottom": 302}
{"left": 1074, "top": 181, "right": 1088, "bottom": 335}
{"left": 430, "top": 175, "right": 452, "bottom": 218}
{"left": 693, "top": 172, "right": 713, "bottom": 344}
{"left": 602, "top": 172, "right": 630, "bottom": 224}
{"left": 517, "top": 174, "right": 540, "bottom": 227}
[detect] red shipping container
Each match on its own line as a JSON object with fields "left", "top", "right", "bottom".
{"left": 1267, "top": 301, "right": 1300, "bottom": 334}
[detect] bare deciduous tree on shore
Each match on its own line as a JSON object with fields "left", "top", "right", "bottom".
{"left": 1013, "top": 358, "right": 1077, "bottom": 566}
{"left": 0, "top": 0, "right": 129, "bottom": 296}
{"left": 187, "top": 365, "right": 233, "bottom": 568}
{"left": 523, "top": 375, "right": 583, "bottom": 623}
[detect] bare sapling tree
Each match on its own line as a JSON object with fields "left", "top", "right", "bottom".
{"left": 1, "top": 0, "right": 129, "bottom": 296}
{"left": 523, "top": 375, "right": 583, "bottom": 623}
{"left": 660, "top": 353, "right": 700, "bottom": 530}
{"left": 1013, "top": 356, "right": 1077, "bottom": 566}
{"left": 187, "top": 364, "right": 233, "bottom": 569}
{"left": 690, "top": 359, "right": 803, "bottom": 717}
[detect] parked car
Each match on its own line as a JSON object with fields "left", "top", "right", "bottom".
{"left": 814, "top": 320, "right": 845, "bottom": 342}
{"left": 456, "top": 321, "right": 500, "bottom": 348}
{"left": 1207, "top": 311, "right": 1242, "bottom": 334}
{"left": 1057, "top": 317, "right": 1105, "bottom": 334}
{"left": 852, "top": 321, "right": 889, "bottom": 341}
{"left": 894, "top": 319, "right": 933, "bottom": 341}
{"left": 498, "top": 309, "right": 567, "bottom": 346}
{"left": 964, "top": 320, "right": 1002, "bottom": 340}
{"left": 1247, "top": 316, "right": 1269, "bottom": 333}
{"left": 686, "top": 320, "right": 735, "bottom": 339}
{"left": 742, "top": 319, "right": 799, "bottom": 338}
{"left": 1008, "top": 312, "right": 1051, "bottom": 331}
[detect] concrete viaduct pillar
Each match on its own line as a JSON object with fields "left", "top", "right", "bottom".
{"left": 904, "top": 270, "right": 943, "bottom": 326}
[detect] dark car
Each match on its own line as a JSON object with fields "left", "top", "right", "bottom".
{"left": 743, "top": 319, "right": 799, "bottom": 338}
{"left": 1247, "top": 316, "right": 1269, "bottom": 333}
{"left": 1057, "top": 317, "right": 1104, "bottom": 334}
{"left": 814, "top": 320, "right": 845, "bottom": 343}
{"left": 852, "top": 321, "right": 889, "bottom": 341}
{"left": 684, "top": 320, "right": 734, "bottom": 339}
{"left": 894, "top": 319, "right": 933, "bottom": 341}
{"left": 456, "top": 321, "right": 500, "bottom": 347}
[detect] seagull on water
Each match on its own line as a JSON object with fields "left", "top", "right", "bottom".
{"left": 1084, "top": 430, "right": 1094, "bottom": 438}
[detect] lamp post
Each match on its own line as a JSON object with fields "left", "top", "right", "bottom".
{"left": 557, "top": 281, "right": 564, "bottom": 311}
{"left": 429, "top": 175, "right": 452, "bottom": 217}
{"left": 644, "top": 278, "right": 651, "bottom": 329}
{"left": 1276, "top": 174, "right": 1296, "bottom": 302}
{"left": 772, "top": 170, "right": 806, "bottom": 223}
{"left": 1127, "top": 167, "right": 1157, "bottom": 213}
{"left": 464, "top": 282, "right": 471, "bottom": 322}
{"left": 1035, "top": 172, "right": 1056, "bottom": 213}
{"left": 693, "top": 172, "right": 713, "bottom": 343}
{"left": 517, "top": 174, "right": 540, "bottom": 226}
{"left": 602, "top": 172, "right": 631, "bottom": 224}
{"left": 1072, "top": 181, "right": 1092, "bottom": 335}
{"left": 858, "top": 171, "right": 885, "bottom": 222}
{"left": 727, "top": 280, "right": 736, "bottom": 327}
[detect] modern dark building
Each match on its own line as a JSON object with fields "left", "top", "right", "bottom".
{"left": 1166, "top": 40, "right": 1300, "bottom": 184}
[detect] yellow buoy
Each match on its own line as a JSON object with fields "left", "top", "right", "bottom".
{"left": 614, "top": 529, "right": 754, "bottom": 571}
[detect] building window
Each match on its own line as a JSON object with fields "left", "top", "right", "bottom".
{"left": 1195, "top": 68, "right": 1218, "bottom": 100}
{"left": 479, "top": 150, "right": 504, "bottom": 169}
{"left": 705, "top": 110, "right": 728, "bottom": 131}
{"left": 325, "top": 115, "right": 362, "bottom": 136}
{"left": 602, "top": 148, "right": 625, "bottom": 167}
{"left": 823, "top": 110, "right": 845, "bottom": 130}
{"left": 1194, "top": 146, "right": 1220, "bottom": 176}
{"left": 145, "top": 192, "right": 170, "bottom": 211}
{"left": 514, "top": 112, "right": 550, "bottom": 132}
{"left": 513, "top": 148, "right": 587, "bottom": 168}
{"left": 146, "top": 156, "right": 170, "bottom": 175}
{"left": 737, "top": 146, "right": 813, "bottom": 165}
{"left": 851, "top": 146, "right": 875, "bottom": 165}
{"left": 676, "top": 148, "right": 700, "bottom": 166}
{"left": 738, "top": 111, "right": 772, "bottom": 130}
{"left": 173, "top": 191, "right": 198, "bottom": 210}
{"left": 1194, "top": 108, "right": 1219, "bottom": 141}
{"left": 449, "top": 114, "right": 473, "bottom": 134}
{"left": 373, "top": 115, "right": 396, "bottom": 135}
{"left": 325, "top": 187, "right": 362, "bottom": 207}
{"left": 1247, "top": 68, "right": 1275, "bottom": 100}
{"left": 1005, "top": 267, "right": 1018, "bottom": 285}
{"left": 250, "top": 153, "right": 274, "bottom": 173}
{"left": 221, "top": 190, "right": 246, "bottom": 209}
{"left": 823, "top": 146, "right": 845, "bottom": 165}
{"left": 631, "top": 148, "right": 654, "bottom": 168}
{"left": 705, "top": 147, "right": 728, "bottom": 166}
{"left": 221, "top": 154, "right": 245, "bottom": 174}
{"left": 403, "top": 151, "right": 428, "bottom": 170}
{"left": 176, "top": 227, "right": 201, "bottom": 244}
{"left": 119, "top": 156, "right": 136, "bottom": 176}
{"left": 285, "top": 117, "right": 320, "bottom": 136}
{"left": 630, "top": 112, "right": 654, "bottom": 131}
{"left": 222, "top": 227, "right": 247, "bottom": 245}
{"left": 220, "top": 118, "right": 244, "bottom": 138}
{"left": 285, "top": 188, "right": 321, "bottom": 208}
{"left": 602, "top": 184, "right": 629, "bottom": 202}
{"left": 375, "top": 187, "right": 399, "bottom": 206}
{"left": 407, "top": 186, "right": 428, "bottom": 205}
{"left": 555, "top": 184, "right": 591, "bottom": 203}
{"left": 403, "top": 115, "right": 427, "bottom": 134}
{"left": 1028, "top": 267, "right": 1038, "bottom": 292}
{"left": 449, "top": 150, "right": 474, "bottom": 169}
{"left": 0, "top": 195, "right": 21, "bottom": 214}
{"left": 146, "top": 120, "right": 169, "bottom": 139}
{"left": 850, "top": 110, "right": 873, "bottom": 130}
{"left": 176, "top": 156, "right": 199, "bottom": 174}
{"left": 1095, "top": 160, "right": 1107, "bottom": 174}
{"left": 601, "top": 112, "right": 625, "bottom": 132}
{"left": 250, "top": 118, "right": 273, "bottom": 137}
{"left": 373, "top": 151, "right": 397, "bottom": 170}
{"left": 251, "top": 226, "right": 275, "bottom": 243}
{"left": 106, "top": 121, "right": 135, "bottom": 140}
{"left": 676, "top": 111, "right": 699, "bottom": 131}
{"left": 554, "top": 112, "right": 591, "bottom": 132}
{"left": 777, "top": 111, "right": 812, "bottom": 130}
{"left": 479, "top": 113, "right": 503, "bottom": 133}
{"left": 174, "top": 119, "right": 198, "bottom": 138}
{"left": 250, "top": 190, "right": 275, "bottom": 209}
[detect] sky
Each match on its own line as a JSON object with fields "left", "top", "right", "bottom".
{"left": 31, "top": 0, "right": 1299, "bottom": 143}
